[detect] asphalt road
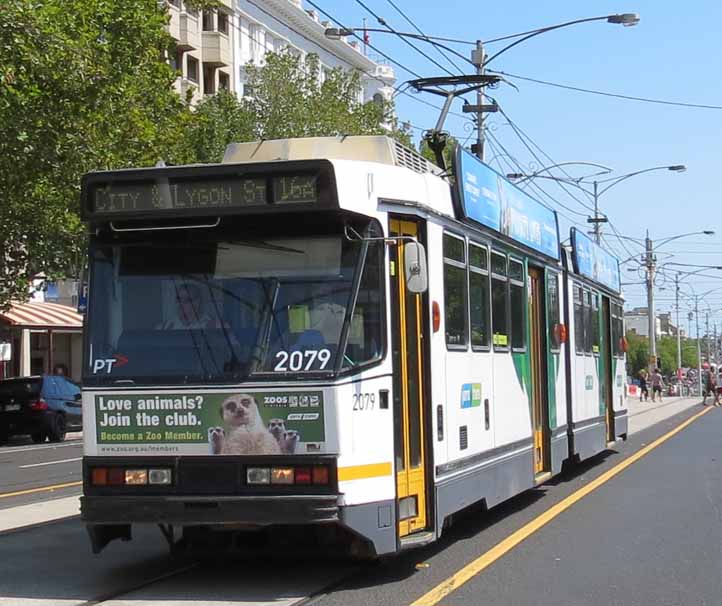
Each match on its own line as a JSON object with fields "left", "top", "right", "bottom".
{"left": 0, "top": 402, "right": 718, "bottom": 605}
{"left": 0, "top": 436, "right": 83, "bottom": 509}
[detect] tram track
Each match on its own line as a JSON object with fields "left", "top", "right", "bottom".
{"left": 75, "top": 560, "right": 201, "bottom": 606}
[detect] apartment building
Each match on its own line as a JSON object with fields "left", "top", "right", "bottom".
{"left": 166, "top": 0, "right": 395, "bottom": 105}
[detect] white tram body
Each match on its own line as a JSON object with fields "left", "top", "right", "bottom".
{"left": 79, "top": 137, "right": 626, "bottom": 555}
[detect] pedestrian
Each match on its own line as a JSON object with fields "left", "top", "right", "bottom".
{"left": 52, "top": 362, "right": 68, "bottom": 377}
{"left": 704, "top": 365, "right": 719, "bottom": 406}
{"left": 650, "top": 368, "right": 664, "bottom": 403}
{"left": 638, "top": 369, "right": 649, "bottom": 402}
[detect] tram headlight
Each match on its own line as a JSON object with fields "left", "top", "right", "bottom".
{"left": 270, "top": 467, "right": 294, "bottom": 485}
{"left": 246, "top": 467, "right": 271, "bottom": 485}
{"left": 148, "top": 469, "right": 172, "bottom": 485}
{"left": 125, "top": 469, "right": 148, "bottom": 485}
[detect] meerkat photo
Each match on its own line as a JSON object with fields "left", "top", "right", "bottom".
{"left": 208, "top": 426, "right": 225, "bottom": 455}
{"left": 268, "top": 418, "right": 286, "bottom": 448}
{"left": 215, "top": 394, "right": 281, "bottom": 455}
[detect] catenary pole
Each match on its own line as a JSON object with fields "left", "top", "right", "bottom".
{"left": 646, "top": 232, "right": 657, "bottom": 367}
{"left": 674, "top": 272, "right": 682, "bottom": 373}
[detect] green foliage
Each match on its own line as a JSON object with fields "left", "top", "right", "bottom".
{"left": 626, "top": 331, "right": 649, "bottom": 378}
{"left": 626, "top": 331, "right": 699, "bottom": 377}
{"left": 0, "top": 9, "right": 413, "bottom": 307}
{"left": 420, "top": 135, "right": 459, "bottom": 169}
{"left": 0, "top": 0, "right": 188, "bottom": 307}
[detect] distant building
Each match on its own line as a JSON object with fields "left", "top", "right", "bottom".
{"left": 166, "top": 0, "right": 395, "bottom": 105}
{"left": 624, "top": 307, "right": 683, "bottom": 338}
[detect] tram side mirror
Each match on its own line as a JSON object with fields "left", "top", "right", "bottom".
{"left": 404, "top": 241, "right": 428, "bottom": 293}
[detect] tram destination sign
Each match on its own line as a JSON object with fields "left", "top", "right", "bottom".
{"left": 85, "top": 172, "right": 320, "bottom": 217}
{"left": 571, "top": 228, "right": 621, "bottom": 293}
{"left": 452, "top": 146, "right": 560, "bottom": 260}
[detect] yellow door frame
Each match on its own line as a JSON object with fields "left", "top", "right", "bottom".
{"left": 390, "top": 218, "right": 427, "bottom": 537}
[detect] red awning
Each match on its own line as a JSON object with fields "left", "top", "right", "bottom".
{"left": 0, "top": 302, "right": 83, "bottom": 330}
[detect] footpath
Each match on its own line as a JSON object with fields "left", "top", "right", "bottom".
{"left": 0, "top": 396, "right": 704, "bottom": 535}
{"left": 627, "top": 394, "right": 702, "bottom": 434}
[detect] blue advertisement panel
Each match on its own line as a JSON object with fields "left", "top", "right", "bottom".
{"left": 454, "top": 146, "right": 559, "bottom": 259}
{"left": 571, "top": 228, "right": 621, "bottom": 293}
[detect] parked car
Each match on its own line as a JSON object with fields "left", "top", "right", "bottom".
{"left": 0, "top": 375, "right": 81, "bottom": 443}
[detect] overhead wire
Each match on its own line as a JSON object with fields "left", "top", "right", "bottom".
{"left": 352, "top": 0, "right": 458, "bottom": 77}
{"left": 487, "top": 70, "right": 722, "bottom": 111}
{"left": 484, "top": 131, "right": 591, "bottom": 230}
{"left": 381, "top": 0, "right": 466, "bottom": 74}
{"left": 304, "top": 0, "right": 423, "bottom": 79}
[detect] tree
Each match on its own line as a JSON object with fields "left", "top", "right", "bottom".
{"left": 625, "top": 331, "right": 649, "bottom": 378}
{"left": 420, "top": 135, "right": 459, "bottom": 170}
{"left": 0, "top": 0, "right": 190, "bottom": 307}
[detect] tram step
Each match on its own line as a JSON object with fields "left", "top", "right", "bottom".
{"left": 399, "top": 531, "right": 436, "bottom": 550}
{"left": 534, "top": 471, "right": 553, "bottom": 485}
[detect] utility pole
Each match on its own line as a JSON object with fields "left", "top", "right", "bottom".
{"left": 674, "top": 272, "right": 682, "bottom": 374}
{"left": 645, "top": 232, "right": 657, "bottom": 368}
{"left": 706, "top": 312, "right": 711, "bottom": 362}
{"left": 471, "top": 41, "right": 485, "bottom": 160}
{"left": 587, "top": 180, "right": 607, "bottom": 244}
{"left": 696, "top": 296, "right": 702, "bottom": 396}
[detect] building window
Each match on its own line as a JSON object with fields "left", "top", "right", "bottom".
{"left": 202, "top": 10, "right": 214, "bottom": 31}
{"left": 443, "top": 233, "right": 467, "bottom": 348}
{"left": 509, "top": 259, "right": 526, "bottom": 351}
{"left": 574, "top": 285, "right": 584, "bottom": 354}
{"left": 469, "top": 243, "right": 490, "bottom": 349}
{"left": 217, "top": 11, "right": 229, "bottom": 35}
{"left": 218, "top": 71, "right": 229, "bottom": 90}
{"left": 203, "top": 64, "right": 215, "bottom": 94}
{"left": 491, "top": 251, "right": 508, "bottom": 350}
{"left": 248, "top": 23, "right": 260, "bottom": 60}
{"left": 187, "top": 55, "right": 198, "bottom": 82}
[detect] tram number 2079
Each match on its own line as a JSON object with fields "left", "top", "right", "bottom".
{"left": 352, "top": 393, "right": 375, "bottom": 411}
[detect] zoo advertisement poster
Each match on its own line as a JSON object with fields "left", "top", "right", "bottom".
{"left": 93, "top": 390, "right": 325, "bottom": 455}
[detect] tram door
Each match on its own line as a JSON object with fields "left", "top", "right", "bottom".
{"left": 602, "top": 297, "right": 615, "bottom": 442}
{"left": 528, "top": 267, "right": 550, "bottom": 476}
{"left": 389, "top": 218, "right": 427, "bottom": 537}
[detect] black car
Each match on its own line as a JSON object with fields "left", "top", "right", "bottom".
{"left": 0, "top": 375, "right": 82, "bottom": 443}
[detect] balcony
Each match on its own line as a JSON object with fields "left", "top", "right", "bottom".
{"left": 202, "top": 31, "right": 231, "bottom": 66}
{"left": 167, "top": 3, "right": 181, "bottom": 40}
{"left": 178, "top": 11, "right": 201, "bottom": 51}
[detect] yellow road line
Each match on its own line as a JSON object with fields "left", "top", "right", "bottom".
{"left": 411, "top": 406, "right": 712, "bottom": 606}
{"left": 338, "top": 462, "right": 392, "bottom": 482}
{"left": 0, "top": 481, "right": 82, "bottom": 500}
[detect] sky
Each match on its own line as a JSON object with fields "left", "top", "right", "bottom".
{"left": 314, "top": 0, "right": 722, "bottom": 333}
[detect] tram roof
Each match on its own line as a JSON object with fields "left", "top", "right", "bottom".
{"left": 223, "top": 136, "right": 443, "bottom": 177}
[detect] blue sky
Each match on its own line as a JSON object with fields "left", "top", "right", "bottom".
{"left": 319, "top": 0, "right": 722, "bottom": 331}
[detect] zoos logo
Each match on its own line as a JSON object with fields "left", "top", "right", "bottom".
{"left": 92, "top": 354, "right": 129, "bottom": 374}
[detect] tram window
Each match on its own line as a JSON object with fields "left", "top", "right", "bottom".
{"left": 574, "top": 285, "right": 584, "bottom": 354}
{"left": 342, "top": 239, "right": 384, "bottom": 369}
{"left": 509, "top": 260, "right": 526, "bottom": 351}
{"left": 591, "top": 293, "right": 600, "bottom": 354}
{"left": 547, "top": 273, "right": 560, "bottom": 351}
{"left": 443, "top": 233, "right": 467, "bottom": 348}
{"left": 583, "top": 290, "right": 593, "bottom": 354}
{"left": 491, "top": 251, "right": 509, "bottom": 350}
{"left": 469, "top": 243, "right": 490, "bottom": 349}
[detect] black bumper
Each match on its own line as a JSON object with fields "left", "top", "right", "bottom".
{"left": 81, "top": 494, "right": 340, "bottom": 526}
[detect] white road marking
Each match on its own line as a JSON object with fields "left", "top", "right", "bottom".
{"left": 2, "top": 440, "right": 82, "bottom": 454}
{"left": 19, "top": 457, "right": 82, "bottom": 469}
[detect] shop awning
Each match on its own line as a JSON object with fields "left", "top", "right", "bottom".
{"left": 0, "top": 302, "right": 83, "bottom": 330}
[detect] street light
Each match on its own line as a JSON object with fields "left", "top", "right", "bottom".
{"left": 668, "top": 266, "right": 722, "bottom": 373}
{"left": 508, "top": 164, "right": 687, "bottom": 244}
{"left": 325, "top": 14, "right": 639, "bottom": 161}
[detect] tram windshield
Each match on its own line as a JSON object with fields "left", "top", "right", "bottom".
{"left": 84, "top": 221, "right": 384, "bottom": 385}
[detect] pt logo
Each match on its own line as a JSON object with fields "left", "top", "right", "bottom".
{"left": 92, "top": 354, "right": 128, "bottom": 374}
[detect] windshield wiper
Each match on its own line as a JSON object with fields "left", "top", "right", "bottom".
{"left": 248, "top": 278, "right": 281, "bottom": 374}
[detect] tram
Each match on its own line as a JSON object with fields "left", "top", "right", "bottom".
{"left": 79, "top": 136, "right": 626, "bottom": 556}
